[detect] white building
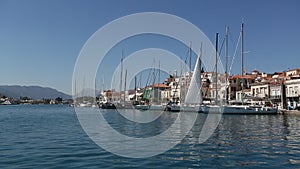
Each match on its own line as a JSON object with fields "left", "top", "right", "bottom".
{"left": 251, "top": 82, "right": 269, "bottom": 99}
{"left": 285, "top": 78, "right": 300, "bottom": 109}
{"left": 286, "top": 79, "right": 300, "bottom": 97}
{"left": 236, "top": 89, "right": 252, "bottom": 102}
{"left": 286, "top": 68, "right": 300, "bottom": 77}
{"left": 169, "top": 77, "right": 181, "bottom": 102}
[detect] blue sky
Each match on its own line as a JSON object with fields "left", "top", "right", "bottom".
{"left": 0, "top": 0, "right": 299, "bottom": 94}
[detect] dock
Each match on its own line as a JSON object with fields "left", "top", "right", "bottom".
{"left": 278, "top": 109, "right": 300, "bottom": 115}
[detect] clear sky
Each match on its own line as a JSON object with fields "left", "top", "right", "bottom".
{"left": 1, "top": 0, "right": 299, "bottom": 94}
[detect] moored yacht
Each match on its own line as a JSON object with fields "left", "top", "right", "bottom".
{"left": 205, "top": 104, "right": 278, "bottom": 114}
{"left": 205, "top": 24, "right": 278, "bottom": 115}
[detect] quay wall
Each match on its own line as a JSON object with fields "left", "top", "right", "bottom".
{"left": 278, "top": 109, "right": 300, "bottom": 115}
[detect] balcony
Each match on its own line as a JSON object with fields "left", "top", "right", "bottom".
{"left": 270, "top": 95, "right": 281, "bottom": 99}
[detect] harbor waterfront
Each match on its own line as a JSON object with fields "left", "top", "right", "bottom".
{"left": 1, "top": 105, "right": 300, "bottom": 168}
{"left": 279, "top": 109, "right": 300, "bottom": 115}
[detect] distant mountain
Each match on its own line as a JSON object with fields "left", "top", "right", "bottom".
{"left": 0, "top": 85, "right": 71, "bottom": 100}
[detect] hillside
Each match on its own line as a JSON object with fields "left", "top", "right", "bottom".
{"left": 0, "top": 85, "right": 71, "bottom": 100}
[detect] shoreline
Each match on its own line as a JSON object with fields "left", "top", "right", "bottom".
{"left": 278, "top": 109, "right": 300, "bottom": 115}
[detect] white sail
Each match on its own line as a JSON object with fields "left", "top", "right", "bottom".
{"left": 184, "top": 49, "right": 202, "bottom": 104}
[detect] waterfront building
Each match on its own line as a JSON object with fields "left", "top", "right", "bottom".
{"left": 201, "top": 72, "right": 212, "bottom": 102}
{"left": 269, "top": 81, "right": 282, "bottom": 106}
{"left": 235, "top": 89, "right": 252, "bottom": 103}
{"left": 285, "top": 78, "right": 300, "bottom": 109}
{"left": 98, "top": 67, "right": 300, "bottom": 109}
{"left": 102, "top": 90, "right": 120, "bottom": 102}
{"left": 161, "top": 90, "right": 171, "bottom": 102}
{"left": 209, "top": 72, "right": 227, "bottom": 102}
{"left": 169, "top": 77, "right": 181, "bottom": 102}
{"left": 251, "top": 82, "right": 269, "bottom": 99}
{"left": 152, "top": 83, "right": 170, "bottom": 103}
{"left": 228, "top": 74, "right": 255, "bottom": 101}
{"left": 285, "top": 68, "right": 300, "bottom": 77}
{"left": 269, "top": 72, "right": 285, "bottom": 107}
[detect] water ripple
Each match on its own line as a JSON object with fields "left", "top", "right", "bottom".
{"left": 1, "top": 105, "right": 300, "bottom": 168}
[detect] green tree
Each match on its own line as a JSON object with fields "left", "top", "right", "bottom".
{"left": 55, "top": 97, "right": 63, "bottom": 103}
{"left": 21, "top": 96, "right": 31, "bottom": 100}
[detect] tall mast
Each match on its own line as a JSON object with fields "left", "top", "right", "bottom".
{"left": 135, "top": 76, "right": 137, "bottom": 101}
{"left": 102, "top": 76, "right": 105, "bottom": 93}
{"left": 158, "top": 61, "right": 160, "bottom": 85}
{"left": 120, "top": 50, "right": 123, "bottom": 101}
{"left": 158, "top": 61, "right": 160, "bottom": 103}
{"left": 94, "top": 79, "right": 97, "bottom": 105}
{"left": 189, "top": 41, "right": 192, "bottom": 102}
{"left": 199, "top": 42, "right": 202, "bottom": 79}
{"left": 241, "top": 22, "right": 245, "bottom": 76}
{"left": 199, "top": 42, "right": 203, "bottom": 104}
{"left": 215, "top": 33, "right": 219, "bottom": 104}
{"left": 124, "top": 69, "right": 127, "bottom": 103}
{"left": 82, "top": 76, "right": 85, "bottom": 103}
{"left": 241, "top": 22, "right": 244, "bottom": 104}
{"left": 139, "top": 73, "right": 142, "bottom": 89}
{"left": 74, "top": 79, "right": 77, "bottom": 104}
{"left": 152, "top": 59, "right": 156, "bottom": 103}
{"left": 189, "top": 41, "right": 192, "bottom": 74}
{"left": 225, "top": 25, "right": 229, "bottom": 103}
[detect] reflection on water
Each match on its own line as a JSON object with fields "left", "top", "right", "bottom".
{"left": 0, "top": 105, "right": 300, "bottom": 168}
{"left": 179, "top": 114, "right": 300, "bottom": 168}
{"left": 102, "top": 109, "right": 179, "bottom": 137}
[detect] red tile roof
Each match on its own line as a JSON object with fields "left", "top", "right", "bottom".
{"left": 229, "top": 74, "right": 255, "bottom": 80}
{"left": 153, "top": 83, "right": 170, "bottom": 88}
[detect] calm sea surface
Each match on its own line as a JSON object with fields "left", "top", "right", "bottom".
{"left": 1, "top": 105, "right": 300, "bottom": 168}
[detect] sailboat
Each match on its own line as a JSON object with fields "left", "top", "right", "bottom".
{"left": 134, "top": 61, "right": 166, "bottom": 111}
{"left": 206, "top": 22, "right": 278, "bottom": 114}
{"left": 100, "top": 51, "right": 126, "bottom": 110}
{"left": 166, "top": 43, "right": 204, "bottom": 112}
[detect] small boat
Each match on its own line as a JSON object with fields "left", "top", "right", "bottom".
{"left": 79, "top": 102, "right": 92, "bottom": 107}
{"left": 100, "top": 102, "right": 116, "bottom": 109}
{"left": 134, "top": 103, "right": 165, "bottom": 111}
{"left": 165, "top": 101, "right": 181, "bottom": 112}
{"left": 134, "top": 104, "right": 151, "bottom": 110}
{"left": 1, "top": 100, "right": 11, "bottom": 105}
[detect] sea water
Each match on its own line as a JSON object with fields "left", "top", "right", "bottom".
{"left": 1, "top": 105, "right": 300, "bottom": 168}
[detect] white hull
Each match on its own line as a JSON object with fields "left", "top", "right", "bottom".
{"left": 1, "top": 100, "right": 11, "bottom": 105}
{"left": 135, "top": 104, "right": 165, "bottom": 111}
{"left": 134, "top": 105, "right": 150, "bottom": 110}
{"left": 79, "top": 103, "right": 92, "bottom": 107}
{"left": 165, "top": 104, "right": 180, "bottom": 112}
{"left": 205, "top": 105, "right": 278, "bottom": 114}
{"left": 169, "top": 105, "right": 181, "bottom": 112}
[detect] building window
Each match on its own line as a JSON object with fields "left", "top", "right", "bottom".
{"left": 289, "top": 87, "right": 293, "bottom": 96}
